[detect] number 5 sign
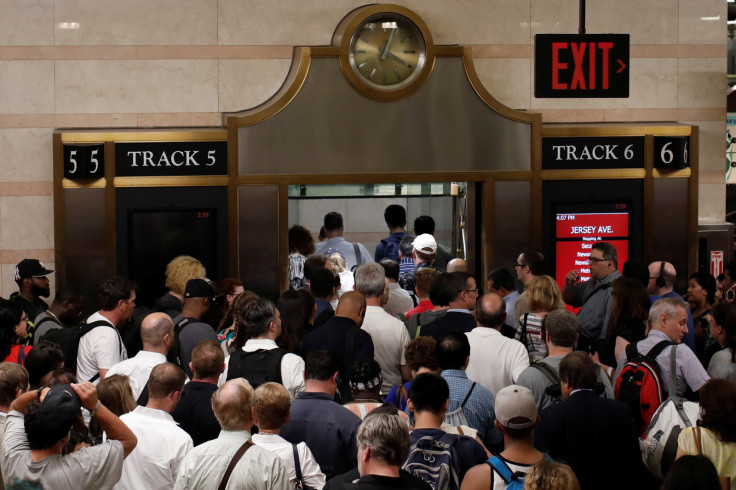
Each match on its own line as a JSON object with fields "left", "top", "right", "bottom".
{"left": 63, "top": 143, "right": 105, "bottom": 180}
{"left": 653, "top": 136, "right": 689, "bottom": 169}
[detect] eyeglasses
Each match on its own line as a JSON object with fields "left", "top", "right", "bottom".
{"left": 464, "top": 288, "right": 479, "bottom": 294}
{"left": 588, "top": 257, "right": 607, "bottom": 263}
{"left": 513, "top": 263, "right": 526, "bottom": 269}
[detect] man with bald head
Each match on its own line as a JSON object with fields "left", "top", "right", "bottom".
{"left": 299, "top": 291, "right": 374, "bottom": 402}
{"left": 107, "top": 312, "right": 174, "bottom": 400}
{"left": 465, "top": 293, "right": 530, "bottom": 397}
{"left": 446, "top": 258, "right": 467, "bottom": 273}
{"left": 175, "top": 378, "right": 290, "bottom": 489}
{"left": 647, "top": 260, "right": 696, "bottom": 352}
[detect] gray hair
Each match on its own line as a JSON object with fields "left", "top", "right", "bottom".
{"left": 592, "top": 242, "right": 618, "bottom": 268}
{"left": 355, "top": 262, "right": 386, "bottom": 298}
{"left": 649, "top": 297, "right": 688, "bottom": 326}
{"left": 544, "top": 309, "right": 579, "bottom": 348}
{"left": 356, "top": 412, "right": 409, "bottom": 466}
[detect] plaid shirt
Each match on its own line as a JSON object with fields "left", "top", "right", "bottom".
{"left": 442, "top": 369, "right": 502, "bottom": 448}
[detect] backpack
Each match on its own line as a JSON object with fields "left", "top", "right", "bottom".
{"left": 168, "top": 317, "right": 194, "bottom": 370}
{"left": 337, "top": 325, "right": 359, "bottom": 404}
{"left": 529, "top": 361, "right": 566, "bottom": 404}
{"left": 487, "top": 455, "right": 552, "bottom": 489}
{"left": 42, "top": 319, "right": 120, "bottom": 382}
{"left": 402, "top": 431, "right": 462, "bottom": 490}
{"left": 226, "top": 348, "right": 287, "bottom": 389}
{"left": 614, "top": 340, "right": 673, "bottom": 434}
{"left": 444, "top": 382, "right": 476, "bottom": 427}
{"left": 380, "top": 236, "right": 401, "bottom": 262}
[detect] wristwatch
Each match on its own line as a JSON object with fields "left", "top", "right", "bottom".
{"left": 36, "top": 386, "right": 46, "bottom": 399}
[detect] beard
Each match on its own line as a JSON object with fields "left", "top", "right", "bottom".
{"left": 31, "top": 283, "right": 50, "bottom": 298}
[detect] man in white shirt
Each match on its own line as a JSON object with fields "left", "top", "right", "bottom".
{"left": 355, "top": 263, "right": 411, "bottom": 394}
{"left": 106, "top": 312, "right": 174, "bottom": 400}
{"left": 465, "top": 293, "right": 530, "bottom": 397}
{"left": 379, "top": 259, "right": 415, "bottom": 317}
{"left": 76, "top": 276, "right": 136, "bottom": 384}
{"left": 175, "top": 378, "right": 290, "bottom": 490}
{"left": 219, "top": 298, "right": 305, "bottom": 398}
{"left": 116, "top": 363, "right": 193, "bottom": 490}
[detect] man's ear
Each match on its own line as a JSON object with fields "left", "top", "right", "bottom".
{"left": 443, "top": 399, "right": 449, "bottom": 412}
{"left": 220, "top": 362, "right": 226, "bottom": 374}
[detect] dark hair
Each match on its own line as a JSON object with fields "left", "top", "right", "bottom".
{"left": 405, "top": 337, "right": 438, "bottom": 372}
{"left": 297, "top": 289, "right": 316, "bottom": 326}
{"left": 520, "top": 249, "right": 545, "bottom": 276}
{"left": 399, "top": 236, "right": 415, "bottom": 258}
{"left": 309, "top": 268, "right": 336, "bottom": 299}
{"left": 25, "top": 401, "right": 57, "bottom": 449}
{"left": 558, "top": 351, "right": 597, "bottom": 390}
{"left": 216, "top": 278, "right": 243, "bottom": 297}
{"left": 230, "top": 291, "right": 260, "bottom": 352}
{"left": 323, "top": 212, "right": 343, "bottom": 232}
{"left": 0, "top": 300, "right": 23, "bottom": 359}
{"left": 408, "top": 373, "right": 449, "bottom": 414}
{"left": 191, "top": 339, "right": 225, "bottom": 379}
{"left": 607, "top": 276, "right": 650, "bottom": 342}
{"left": 384, "top": 205, "right": 407, "bottom": 229}
{"left": 276, "top": 290, "right": 308, "bottom": 353}
{"left": 39, "top": 369, "right": 77, "bottom": 387}
{"left": 97, "top": 276, "right": 137, "bottom": 311}
{"left": 475, "top": 295, "right": 506, "bottom": 328}
{"left": 379, "top": 259, "right": 400, "bottom": 281}
{"left": 429, "top": 272, "right": 472, "bottom": 306}
{"left": 413, "top": 215, "right": 436, "bottom": 235}
{"left": 660, "top": 455, "right": 721, "bottom": 490}
{"left": 304, "top": 350, "right": 339, "bottom": 382}
{"left": 436, "top": 333, "right": 470, "bottom": 371}
{"left": 289, "top": 225, "right": 315, "bottom": 255}
{"left": 242, "top": 298, "right": 277, "bottom": 339}
{"left": 592, "top": 242, "right": 618, "bottom": 268}
{"left": 698, "top": 378, "right": 736, "bottom": 442}
{"left": 725, "top": 261, "right": 736, "bottom": 281}
{"left": 622, "top": 259, "right": 650, "bottom": 288}
{"left": 348, "top": 359, "right": 382, "bottom": 393}
{"left": 304, "top": 254, "right": 329, "bottom": 281}
{"left": 487, "top": 267, "right": 515, "bottom": 292}
{"left": 25, "top": 343, "right": 64, "bottom": 389}
{"left": 688, "top": 272, "right": 716, "bottom": 306}
{"left": 710, "top": 302, "right": 736, "bottom": 363}
{"left": 147, "top": 363, "right": 187, "bottom": 400}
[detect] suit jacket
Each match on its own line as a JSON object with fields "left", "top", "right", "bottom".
{"left": 535, "top": 390, "right": 655, "bottom": 490}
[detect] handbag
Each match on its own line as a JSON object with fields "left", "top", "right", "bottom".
{"left": 292, "top": 444, "right": 316, "bottom": 490}
{"left": 639, "top": 345, "right": 699, "bottom": 480}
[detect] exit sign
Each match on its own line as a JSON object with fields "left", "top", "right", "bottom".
{"left": 535, "top": 34, "right": 629, "bottom": 98}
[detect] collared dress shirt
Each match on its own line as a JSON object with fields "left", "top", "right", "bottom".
{"left": 106, "top": 350, "right": 167, "bottom": 399}
{"left": 251, "top": 433, "right": 326, "bottom": 489}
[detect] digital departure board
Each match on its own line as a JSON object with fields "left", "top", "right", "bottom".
{"left": 554, "top": 202, "right": 629, "bottom": 291}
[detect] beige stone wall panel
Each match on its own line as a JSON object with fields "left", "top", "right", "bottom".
{"left": 473, "top": 58, "right": 531, "bottom": 110}
{"left": 55, "top": 60, "right": 219, "bottom": 114}
{"left": 218, "top": 59, "right": 292, "bottom": 112}
{"left": 677, "top": 58, "right": 727, "bottom": 108}
{"left": 0, "top": 61, "right": 54, "bottom": 114}
{"left": 217, "top": 0, "right": 365, "bottom": 46}
{"left": 0, "top": 0, "right": 53, "bottom": 46}
{"left": 679, "top": 0, "right": 726, "bottom": 45}
{"left": 54, "top": 0, "right": 218, "bottom": 46}
{"left": 0, "top": 196, "right": 54, "bottom": 250}
{"left": 0, "top": 129, "right": 53, "bottom": 182}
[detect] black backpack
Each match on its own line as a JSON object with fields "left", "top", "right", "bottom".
{"left": 168, "top": 317, "right": 193, "bottom": 371}
{"left": 43, "top": 319, "right": 120, "bottom": 382}
{"left": 530, "top": 358, "right": 605, "bottom": 405}
{"left": 226, "top": 348, "right": 287, "bottom": 389}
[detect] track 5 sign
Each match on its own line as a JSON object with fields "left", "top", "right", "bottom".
{"left": 535, "top": 34, "right": 629, "bottom": 98}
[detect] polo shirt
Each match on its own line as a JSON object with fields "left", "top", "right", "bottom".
{"left": 280, "top": 391, "right": 362, "bottom": 478}
{"left": 465, "top": 327, "right": 530, "bottom": 397}
{"left": 171, "top": 381, "right": 221, "bottom": 446}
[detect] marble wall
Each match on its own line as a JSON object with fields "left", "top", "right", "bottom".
{"left": 0, "top": 0, "right": 726, "bottom": 298}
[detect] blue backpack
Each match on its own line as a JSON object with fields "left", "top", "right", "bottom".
{"left": 487, "top": 455, "right": 552, "bottom": 489}
{"left": 380, "top": 236, "right": 402, "bottom": 262}
{"left": 403, "top": 431, "right": 461, "bottom": 490}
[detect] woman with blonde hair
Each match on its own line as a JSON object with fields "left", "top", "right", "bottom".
{"left": 89, "top": 374, "right": 137, "bottom": 441}
{"left": 515, "top": 275, "right": 564, "bottom": 361}
{"left": 523, "top": 459, "right": 580, "bottom": 490}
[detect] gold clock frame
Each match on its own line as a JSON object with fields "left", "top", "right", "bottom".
{"left": 334, "top": 4, "right": 435, "bottom": 101}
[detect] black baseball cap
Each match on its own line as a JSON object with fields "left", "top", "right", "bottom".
{"left": 15, "top": 259, "right": 54, "bottom": 282}
{"left": 184, "top": 278, "right": 215, "bottom": 298}
{"left": 38, "top": 384, "right": 81, "bottom": 442}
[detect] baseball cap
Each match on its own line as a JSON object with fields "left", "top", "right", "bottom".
{"left": 495, "top": 384, "right": 538, "bottom": 429}
{"left": 14, "top": 259, "right": 54, "bottom": 282}
{"left": 413, "top": 234, "right": 437, "bottom": 254}
{"left": 38, "top": 384, "right": 81, "bottom": 442}
{"left": 184, "top": 278, "right": 215, "bottom": 298}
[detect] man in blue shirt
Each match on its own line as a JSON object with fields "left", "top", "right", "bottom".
{"left": 375, "top": 204, "right": 407, "bottom": 262}
{"left": 647, "top": 261, "right": 696, "bottom": 353}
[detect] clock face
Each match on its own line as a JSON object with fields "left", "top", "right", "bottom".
{"left": 349, "top": 15, "right": 426, "bottom": 89}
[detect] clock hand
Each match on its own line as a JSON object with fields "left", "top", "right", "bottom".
{"left": 386, "top": 50, "right": 410, "bottom": 67}
{"left": 381, "top": 28, "right": 396, "bottom": 60}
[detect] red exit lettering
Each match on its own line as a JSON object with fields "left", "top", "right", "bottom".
{"left": 552, "top": 41, "right": 614, "bottom": 90}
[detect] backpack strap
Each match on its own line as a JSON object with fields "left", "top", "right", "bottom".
{"left": 486, "top": 456, "right": 514, "bottom": 484}
{"left": 668, "top": 344, "right": 678, "bottom": 400}
{"left": 520, "top": 313, "right": 529, "bottom": 344}
{"left": 218, "top": 440, "right": 254, "bottom": 490}
{"left": 137, "top": 380, "right": 150, "bottom": 406}
{"left": 353, "top": 243, "right": 363, "bottom": 267}
{"left": 645, "top": 340, "right": 674, "bottom": 360}
{"left": 292, "top": 444, "right": 304, "bottom": 489}
{"left": 344, "top": 325, "right": 358, "bottom": 373}
{"left": 16, "top": 346, "right": 27, "bottom": 365}
{"left": 461, "top": 382, "right": 476, "bottom": 408}
{"left": 583, "top": 282, "right": 612, "bottom": 305}
{"left": 530, "top": 360, "right": 563, "bottom": 400}
{"left": 81, "top": 320, "right": 123, "bottom": 383}
{"left": 33, "top": 315, "right": 56, "bottom": 330}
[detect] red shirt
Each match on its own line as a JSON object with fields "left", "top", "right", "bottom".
{"left": 3, "top": 344, "right": 32, "bottom": 366}
{"left": 406, "top": 300, "right": 433, "bottom": 320}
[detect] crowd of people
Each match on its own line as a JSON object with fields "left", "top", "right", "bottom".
{"left": 0, "top": 204, "right": 734, "bottom": 489}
